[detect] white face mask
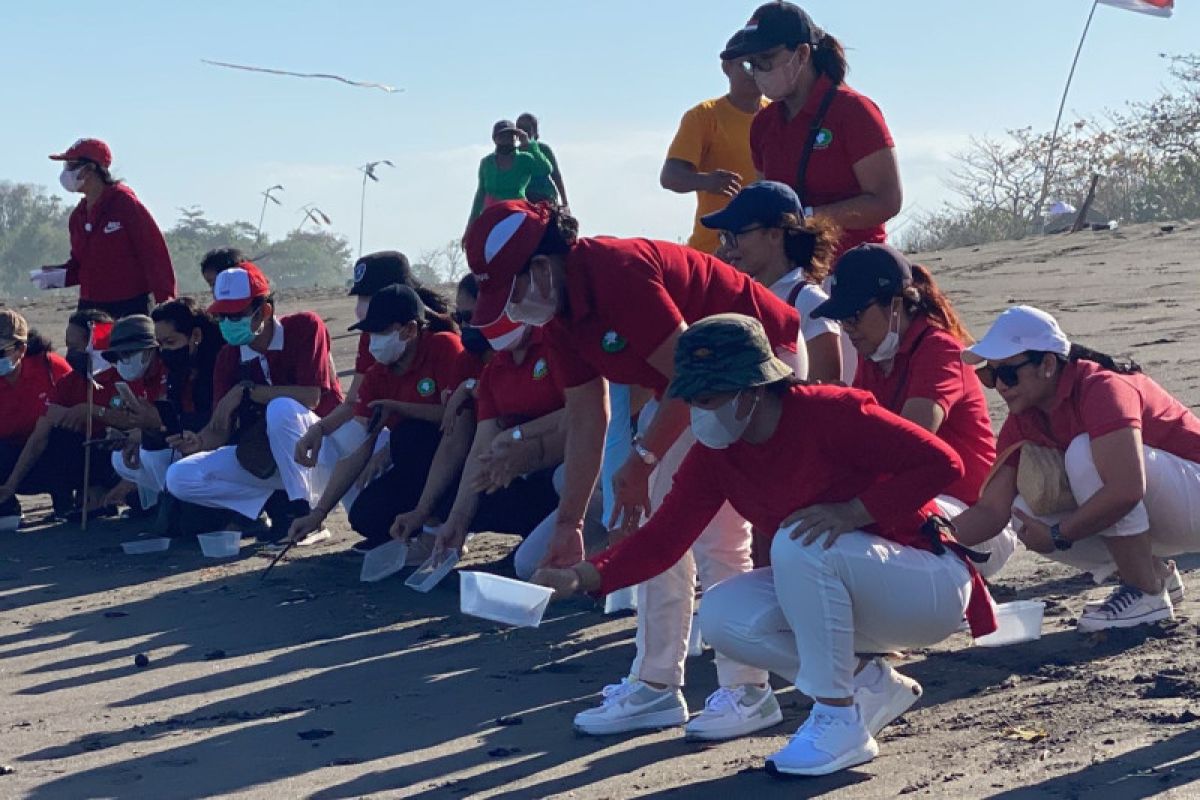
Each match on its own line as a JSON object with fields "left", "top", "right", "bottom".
{"left": 505, "top": 264, "right": 558, "bottom": 327}
{"left": 368, "top": 330, "right": 408, "bottom": 364}
{"left": 868, "top": 302, "right": 902, "bottom": 363}
{"left": 354, "top": 296, "right": 371, "bottom": 322}
{"left": 486, "top": 323, "right": 530, "bottom": 352}
{"left": 116, "top": 350, "right": 151, "bottom": 381}
{"left": 59, "top": 166, "right": 85, "bottom": 193}
{"left": 690, "top": 391, "right": 759, "bottom": 450}
{"left": 754, "top": 50, "right": 802, "bottom": 101}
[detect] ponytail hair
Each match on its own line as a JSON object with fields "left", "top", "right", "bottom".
{"left": 25, "top": 329, "right": 52, "bottom": 357}
{"left": 422, "top": 308, "right": 459, "bottom": 335}
{"left": 414, "top": 286, "right": 450, "bottom": 316}
{"left": 534, "top": 204, "right": 580, "bottom": 257}
{"left": 1066, "top": 344, "right": 1141, "bottom": 375}
{"left": 897, "top": 265, "right": 973, "bottom": 345}
{"left": 811, "top": 32, "right": 848, "bottom": 85}
{"left": 779, "top": 213, "right": 840, "bottom": 285}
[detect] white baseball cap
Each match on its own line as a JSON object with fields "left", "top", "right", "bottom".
{"left": 962, "top": 305, "right": 1071, "bottom": 365}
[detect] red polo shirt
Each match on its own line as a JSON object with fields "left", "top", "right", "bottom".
{"left": 476, "top": 330, "right": 565, "bottom": 427}
{"left": 854, "top": 317, "right": 995, "bottom": 504}
{"left": 61, "top": 184, "right": 176, "bottom": 303}
{"left": 355, "top": 331, "right": 480, "bottom": 428}
{"left": 546, "top": 237, "right": 800, "bottom": 393}
{"left": 997, "top": 360, "right": 1200, "bottom": 467}
{"left": 590, "top": 384, "right": 998, "bottom": 638}
{"left": 354, "top": 332, "right": 376, "bottom": 374}
{"left": 0, "top": 352, "right": 72, "bottom": 444}
{"left": 213, "top": 312, "right": 344, "bottom": 418}
{"left": 750, "top": 75, "right": 894, "bottom": 257}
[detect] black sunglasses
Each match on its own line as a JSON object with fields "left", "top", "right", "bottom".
{"left": 977, "top": 355, "right": 1040, "bottom": 389}
{"left": 717, "top": 226, "right": 764, "bottom": 249}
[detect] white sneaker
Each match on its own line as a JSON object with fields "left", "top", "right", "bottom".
{"left": 684, "top": 684, "right": 783, "bottom": 741}
{"left": 854, "top": 658, "right": 922, "bottom": 736}
{"left": 297, "top": 529, "right": 331, "bottom": 547}
{"left": 1077, "top": 584, "right": 1174, "bottom": 633}
{"left": 573, "top": 678, "right": 688, "bottom": 736}
{"left": 1084, "top": 562, "right": 1185, "bottom": 610}
{"left": 766, "top": 703, "right": 879, "bottom": 777}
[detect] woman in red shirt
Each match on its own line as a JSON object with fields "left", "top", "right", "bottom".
{"left": 42, "top": 138, "right": 176, "bottom": 318}
{"left": 536, "top": 313, "right": 994, "bottom": 776}
{"left": 952, "top": 306, "right": 1200, "bottom": 632}
{"left": 722, "top": 3, "right": 901, "bottom": 257}
{"left": 812, "top": 244, "right": 1017, "bottom": 578}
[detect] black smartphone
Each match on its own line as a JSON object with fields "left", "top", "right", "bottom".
{"left": 368, "top": 404, "right": 385, "bottom": 435}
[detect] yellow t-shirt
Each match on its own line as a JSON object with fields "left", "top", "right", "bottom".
{"left": 665, "top": 96, "right": 768, "bottom": 254}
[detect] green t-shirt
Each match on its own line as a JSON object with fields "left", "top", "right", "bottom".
{"left": 525, "top": 141, "right": 561, "bottom": 204}
{"left": 469, "top": 141, "right": 554, "bottom": 220}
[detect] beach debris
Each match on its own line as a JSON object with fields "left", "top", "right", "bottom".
{"left": 134, "top": 653, "right": 151, "bottom": 668}
{"left": 0, "top": 765, "right": 13, "bottom": 776}
{"left": 203, "top": 649, "right": 227, "bottom": 661}
{"left": 487, "top": 747, "right": 520, "bottom": 758}
{"left": 1002, "top": 725, "right": 1048, "bottom": 743}
{"left": 297, "top": 729, "right": 334, "bottom": 741}
{"left": 496, "top": 715, "right": 524, "bottom": 727}
{"left": 104, "top": 611, "right": 128, "bottom": 618}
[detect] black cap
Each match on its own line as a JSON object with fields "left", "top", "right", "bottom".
{"left": 720, "top": 2, "right": 823, "bottom": 61}
{"left": 349, "top": 284, "right": 425, "bottom": 333}
{"left": 492, "top": 119, "right": 520, "bottom": 138}
{"left": 101, "top": 315, "right": 158, "bottom": 363}
{"left": 349, "top": 250, "right": 412, "bottom": 297}
{"left": 810, "top": 244, "right": 913, "bottom": 321}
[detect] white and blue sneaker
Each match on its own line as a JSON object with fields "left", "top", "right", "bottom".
{"left": 1077, "top": 584, "right": 1174, "bottom": 633}
{"left": 684, "top": 684, "right": 783, "bottom": 741}
{"left": 766, "top": 703, "right": 878, "bottom": 777}
{"left": 573, "top": 678, "right": 688, "bottom": 736}
{"left": 854, "top": 658, "right": 922, "bottom": 736}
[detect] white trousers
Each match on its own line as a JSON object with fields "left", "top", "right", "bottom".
{"left": 111, "top": 447, "right": 176, "bottom": 509}
{"left": 701, "top": 530, "right": 971, "bottom": 699}
{"left": 935, "top": 495, "right": 1018, "bottom": 581}
{"left": 165, "top": 398, "right": 340, "bottom": 520}
{"left": 629, "top": 405, "right": 760, "bottom": 688}
{"left": 1015, "top": 434, "right": 1200, "bottom": 583}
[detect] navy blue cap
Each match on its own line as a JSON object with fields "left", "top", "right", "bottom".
{"left": 721, "top": 2, "right": 823, "bottom": 61}
{"left": 700, "top": 181, "right": 802, "bottom": 234}
{"left": 810, "top": 244, "right": 913, "bottom": 321}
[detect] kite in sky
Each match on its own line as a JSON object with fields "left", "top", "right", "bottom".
{"left": 201, "top": 59, "right": 401, "bottom": 93}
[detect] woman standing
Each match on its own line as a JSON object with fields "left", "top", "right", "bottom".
{"left": 535, "top": 314, "right": 994, "bottom": 775}
{"left": 951, "top": 306, "right": 1200, "bottom": 631}
{"left": 516, "top": 113, "right": 569, "bottom": 208}
{"left": 42, "top": 138, "right": 176, "bottom": 316}
{"left": 722, "top": 3, "right": 901, "bottom": 256}
{"left": 467, "top": 121, "right": 555, "bottom": 226}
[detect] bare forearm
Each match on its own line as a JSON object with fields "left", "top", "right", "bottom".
{"left": 1059, "top": 486, "right": 1143, "bottom": 542}
{"left": 815, "top": 193, "right": 900, "bottom": 230}
{"left": 638, "top": 396, "right": 690, "bottom": 460}
{"left": 413, "top": 415, "right": 474, "bottom": 514}
{"left": 313, "top": 429, "right": 377, "bottom": 514}
{"left": 659, "top": 161, "right": 706, "bottom": 194}
{"left": 445, "top": 432, "right": 490, "bottom": 524}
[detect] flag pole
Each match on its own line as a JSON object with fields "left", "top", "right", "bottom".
{"left": 1034, "top": 0, "right": 1100, "bottom": 227}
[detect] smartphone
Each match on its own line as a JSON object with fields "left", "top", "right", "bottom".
{"left": 153, "top": 400, "right": 181, "bottom": 436}
{"left": 368, "top": 404, "right": 385, "bottom": 435}
{"left": 115, "top": 381, "right": 139, "bottom": 408}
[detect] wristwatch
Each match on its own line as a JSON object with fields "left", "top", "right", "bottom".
{"left": 464, "top": 378, "right": 478, "bottom": 392}
{"left": 632, "top": 435, "right": 658, "bottom": 467}
{"left": 1049, "top": 523, "right": 1072, "bottom": 551}
{"left": 511, "top": 425, "right": 524, "bottom": 441}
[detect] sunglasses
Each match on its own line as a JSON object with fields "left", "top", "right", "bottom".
{"left": 717, "top": 226, "right": 764, "bottom": 249}
{"left": 977, "top": 355, "right": 1040, "bottom": 389}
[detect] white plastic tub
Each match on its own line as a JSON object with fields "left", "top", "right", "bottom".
{"left": 197, "top": 530, "right": 241, "bottom": 558}
{"left": 122, "top": 537, "right": 172, "bottom": 555}
{"left": 405, "top": 550, "right": 458, "bottom": 593}
{"left": 460, "top": 571, "right": 554, "bottom": 628}
{"left": 973, "top": 600, "right": 1045, "bottom": 647}
{"left": 359, "top": 539, "right": 409, "bottom": 583}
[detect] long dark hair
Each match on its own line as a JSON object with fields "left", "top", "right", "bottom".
{"left": 1062, "top": 344, "right": 1141, "bottom": 375}
{"left": 811, "top": 31, "right": 848, "bottom": 84}
{"left": 779, "top": 213, "right": 840, "bottom": 285}
{"left": 888, "top": 265, "right": 974, "bottom": 345}
{"left": 534, "top": 205, "right": 580, "bottom": 257}
{"left": 151, "top": 298, "right": 223, "bottom": 413}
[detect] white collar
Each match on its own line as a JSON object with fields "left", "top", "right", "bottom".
{"left": 240, "top": 318, "right": 285, "bottom": 362}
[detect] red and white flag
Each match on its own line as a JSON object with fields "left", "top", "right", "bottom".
{"left": 1098, "top": 0, "right": 1173, "bottom": 17}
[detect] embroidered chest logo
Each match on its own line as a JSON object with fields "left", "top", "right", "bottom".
{"left": 353, "top": 261, "right": 366, "bottom": 284}
{"left": 601, "top": 330, "right": 627, "bottom": 354}
{"left": 417, "top": 377, "right": 436, "bottom": 397}
{"left": 104, "top": 221, "right": 123, "bottom": 234}
{"left": 532, "top": 358, "right": 549, "bottom": 380}
{"left": 814, "top": 128, "right": 834, "bottom": 149}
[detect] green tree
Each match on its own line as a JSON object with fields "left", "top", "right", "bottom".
{"left": 0, "top": 182, "right": 72, "bottom": 298}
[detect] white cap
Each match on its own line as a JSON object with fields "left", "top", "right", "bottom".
{"left": 962, "top": 305, "right": 1071, "bottom": 365}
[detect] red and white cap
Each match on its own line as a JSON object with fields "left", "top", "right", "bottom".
{"left": 465, "top": 200, "right": 552, "bottom": 327}
{"left": 962, "top": 305, "right": 1071, "bottom": 365}
{"left": 49, "top": 138, "right": 113, "bottom": 169}
{"left": 208, "top": 263, "right": 271, "bottom": 315}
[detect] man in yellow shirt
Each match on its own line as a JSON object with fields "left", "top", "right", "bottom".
{"left": 660, "top": 60, "right": 767, "bottom": 254}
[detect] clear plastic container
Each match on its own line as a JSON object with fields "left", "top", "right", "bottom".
{"left": 121, "top": 537, "right": 172, "bottom": 555}
{"left": 359, "top": 539, "right": 408, "bottom": 583}
{"left": 460, "top": 571, "right": 554, "bottom": 628}
{"left": 197, "top": 530, "right": 241, "bottom": 558}
{"left": 405, "top": 550, "right": 458, "bottom": 593}
{"left": 973, "top": 600, "right": 1045, "bottom": 647}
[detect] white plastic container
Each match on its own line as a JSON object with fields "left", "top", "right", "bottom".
{"left": 197, "top": 530, "right": 241, "bottom": 558}
{"left": 405, "top": 549, "right": 458, "bottom": 593}
{"left": 604, "top": 586, "right": 638, "bottom": 614}
{"left": 359, "top": 539, "right": 408, "bottom": 583}
{"left": 973, "top": 600, "right": 1045, "bottom": 647}
{"left": 121, "top": 537, "right": 171, "bottom": 555}
{"left": 460, "top": 571, "right": 554, "bottom": 628}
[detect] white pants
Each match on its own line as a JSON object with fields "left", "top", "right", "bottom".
{"left": 1015, "top": 434, "right": 1200, "bottom": 583}
{"left": 629, "top": 402, "right": 760, "bottom": 688}
{"left": 111, "top": 447, "right": 176, "bottom": 509}
{"left": 165, "top": 398, "right": 339, "bottom": 519}
{"left": 935, "top": 495, "right": 1018, "bottom": 581}
{"left": 701, "top": 530, "right": 971, "bottom": 699}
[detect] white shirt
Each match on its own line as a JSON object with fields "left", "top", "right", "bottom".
{"left": 770, "top": 269, "right": 857, "bottom": 384}
{"left": 239, "top": 319, "right": 285, "bottom": 385}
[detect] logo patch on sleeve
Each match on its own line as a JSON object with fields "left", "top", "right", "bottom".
{"left": 417, "top": 377, "right": 436, "bottom": 397}
{"left": 532, "top": 358, "right": 549, "bottom": 380}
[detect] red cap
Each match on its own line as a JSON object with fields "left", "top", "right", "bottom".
{"left": 208, "top": 263, "right": 271, "bottom": 315}
{"left": 465, "top": 200, "right": 551, "bottom": 327}
{"left": 49, "top": 138, "right": 113, "bottom": 169}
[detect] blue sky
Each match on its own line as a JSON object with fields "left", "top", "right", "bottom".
{"left": 2, "top": 0, "right": 1195, "bottom": 266}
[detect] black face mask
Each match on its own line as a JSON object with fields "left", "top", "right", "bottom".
{"left": 65, "top": 349, "right": 91, "bottom": 375}
{"left": 159, "top": 345, "right": 192, "bottom": 372}
{"left": 460, "top": 326, "right": 491, "bottom": 356}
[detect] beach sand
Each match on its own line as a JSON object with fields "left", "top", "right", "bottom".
{"left": 1, "top": 220, "right": 1198, "bottom": 799}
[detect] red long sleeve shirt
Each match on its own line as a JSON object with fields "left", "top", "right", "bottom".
{"left": 591, "top": 384, "right": 997, "bottom": 637}
{"left": 61, "top": 184, "right": 176, "bottom": 303}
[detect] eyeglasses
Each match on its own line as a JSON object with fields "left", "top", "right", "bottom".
{"left": 835, "top": 303, "right": 877, "bottom": 330}
{"left": 977, "top": 356, "right": 1040, "bottom": 389}
{"left": 717, "top": 226, "right": 764, "bottom": 249}
{"left": 741, "top": 47, "right": 788, "bottom": 75}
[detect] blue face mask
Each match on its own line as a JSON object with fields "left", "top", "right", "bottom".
{"left": 219, "top": 314, "right": 259, "bottom": 346}
{"left": 0, "top": 356, "right": 15, "bottom": 378}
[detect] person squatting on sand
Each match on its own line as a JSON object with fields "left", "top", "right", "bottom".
{"left": 535, "top": 313, "right": 997, "bottom": 775}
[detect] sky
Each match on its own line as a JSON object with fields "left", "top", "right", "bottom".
{"left": 1, "top": 0, "right": 1196, "bottom": 268}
